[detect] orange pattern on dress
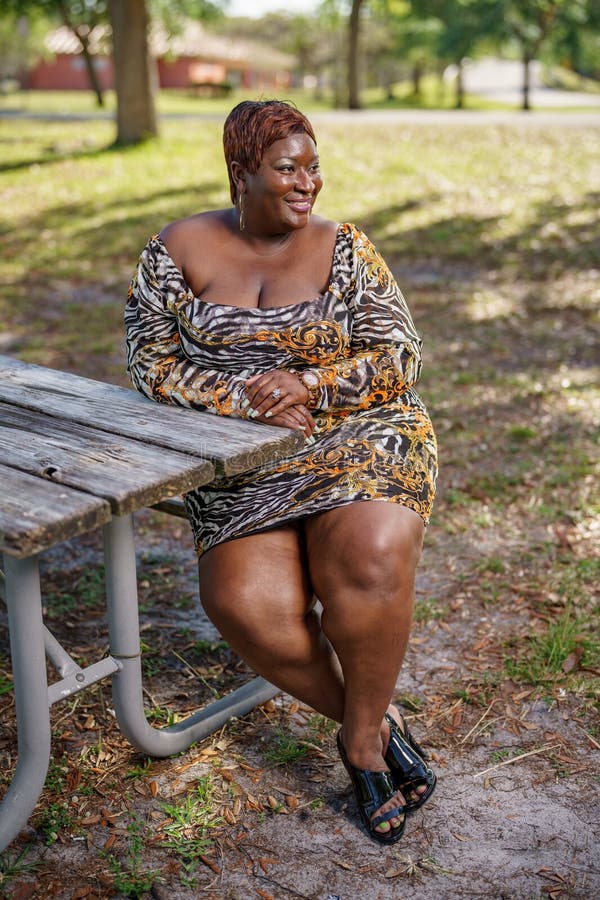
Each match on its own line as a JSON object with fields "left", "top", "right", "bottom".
{"left": 125, "top": 223, "right": 437, "bottom": 554}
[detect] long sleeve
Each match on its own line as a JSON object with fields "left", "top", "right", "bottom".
{"left": 125, "top": 237, "right": 248, "bottom": 417}
{"left": 296, "top": 226, "right": 422, "bottom": 411}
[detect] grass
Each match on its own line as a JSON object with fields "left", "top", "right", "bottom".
{"left": 505, "top": 607, "right": 600, "bottom": 685}
{"left": 158, "top": 777, "right": 224, "bottom": 885}
{"left": 414, "top": 596, "right": 448, "bottom": 623}
{"left": 0, "top": 845, "right": 40, "bottom": 890}
{"left": 43, "top": 565, "right": 105, "bottom": 618}
{"left": 36, "top": 801, "right": 74, "bottom": 846}
{"left": 102, "top": 816, "right": 160, "bottom": 899}
{"left": 0, "top": 80, "right": 519, "bottom": 119}
{"left": 264, "top": 726, "right": 312, "bottom": 766}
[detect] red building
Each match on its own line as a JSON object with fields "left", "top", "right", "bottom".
{"left": 25, "top": 23, "right": 294, "bottom": 92}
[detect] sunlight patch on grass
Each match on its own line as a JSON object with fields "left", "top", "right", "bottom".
{"left": 466, "top": 289, "right": 516, "bottom": 322}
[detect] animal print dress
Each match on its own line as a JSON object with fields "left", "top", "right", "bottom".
{"left": 125, "top": 223, "right": 437, "bottom": 555}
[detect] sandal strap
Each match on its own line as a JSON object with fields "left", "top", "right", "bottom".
{"left": 337, "top": 733, "right": 406, "bottom": 816}
{"left": 385, "top": 713, "right": 433, "bottom": 779}
{"left": 371, "top": 804, "right": 405, "bottom": 830}
{"left": 349, "top": 768, "right": 397, "bottom": 814}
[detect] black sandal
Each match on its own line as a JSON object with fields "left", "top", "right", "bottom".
{"left": 384, "top": 712, "right": 436, "bottom": 812}
{"left": 337, "top": 731, "right": 406, "bottom": 845}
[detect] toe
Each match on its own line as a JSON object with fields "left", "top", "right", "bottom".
{"left": 407, "top": 784, "right": 427, "bottom": 802}
{"left": 371, "top": 788, "right": 406, "bottom": 833}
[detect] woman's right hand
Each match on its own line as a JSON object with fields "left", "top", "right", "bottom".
{"left": 251, "top": 403, "right": 315, "bottom": 438}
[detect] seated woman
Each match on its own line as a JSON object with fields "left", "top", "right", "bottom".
{"left": 125, "top": 99, "right": 438, "bottom": 845}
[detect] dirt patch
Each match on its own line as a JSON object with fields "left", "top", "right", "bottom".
{"left": 1, "top": 503, "right": 598, "bottom": 900}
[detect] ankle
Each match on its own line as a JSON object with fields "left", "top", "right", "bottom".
{"left": 341, "top": 729, "right": 386, "bottom": 771}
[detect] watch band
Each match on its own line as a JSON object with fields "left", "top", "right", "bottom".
{"left": 296, "top": 371, "right": 321, "bottom": 409}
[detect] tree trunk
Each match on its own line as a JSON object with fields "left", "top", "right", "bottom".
{"left": 78, "top": 36, "right": 104, "bottom": 107}
{"left": 347, "top": 0, "right": 364, "bottom": 110}
{"left": 522, "top": 52, "right": 531, "bottom": 111}
{"left": 57, "top": 1, "right": 103, "bottom": 107}
{"left": 108, "top": 0, "right": 157, "bottom": 145}
{"left": 436, "top": 61, "right": 446, "bottom": 106}
{"left": 455, "top": 59, "right": 464, "bottom": 109}
{"left": 412, "top": 61, "right": 423, "bottom": 98}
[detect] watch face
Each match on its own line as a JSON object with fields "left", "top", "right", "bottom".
{"left": 303, "top": 372, "right": 319, "bottom": 387}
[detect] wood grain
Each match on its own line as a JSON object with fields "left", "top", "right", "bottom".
{"left": 0, "top": 464, "right": 111, "bottom": 557}
{"left": 0, "top": 356, "right": 304, "bottom": 475}
{"left": 0, "top": 403, "right": 215, "bottom": 515}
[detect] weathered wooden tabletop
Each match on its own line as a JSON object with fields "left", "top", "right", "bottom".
{"left": 0, "top": 354, "right": 304, "bottom": 557}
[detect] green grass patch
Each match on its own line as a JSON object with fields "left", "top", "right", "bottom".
{"left": 264, "top": 727, "right": 311, "bottom": 766}
{"left": 0, "top": 845, "right": 40, "bottom": 891}
{"left": 505, "top": 609, "right": 600, "bottom": 685}
{"left": 36, "top": 801, "right": 74, "bottom": 846}
{"left": 414, "top": 596, "right": 448, "bottom": 624}
{"left": 102, "top": 815, "right": 160, "bottom": 899}
{"left": 159, "top": 777, "right": 223, "bottom": 885}
{"left": 43, "top": 566, "right": 105, "bottom": 618}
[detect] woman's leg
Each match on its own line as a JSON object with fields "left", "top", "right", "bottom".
{"left": 197, "top": 525, "right": 345, "bottom": 721}
{"left": 304, "top": 500, "right": 425, "bottom": 829}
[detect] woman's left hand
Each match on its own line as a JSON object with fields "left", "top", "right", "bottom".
{"left": 244, "top": 370, "right": 309, "bottom": 419}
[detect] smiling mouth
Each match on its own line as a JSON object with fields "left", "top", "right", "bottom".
{"left": 287, "top": 198, "right": 313, "bottom": 211}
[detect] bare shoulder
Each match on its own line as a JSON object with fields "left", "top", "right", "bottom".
{"left": 302, "top": 215, "right": 339, "bottom": 255}
{"left": 308, "top": 215, "right": 340, "bottom": 239}
{"left": 159, "top": 211, "right": 229, "bottom": 267}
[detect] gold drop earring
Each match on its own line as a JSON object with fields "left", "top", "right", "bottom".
{"left": 238, "top": 193, "right": 245, "bottom": 232}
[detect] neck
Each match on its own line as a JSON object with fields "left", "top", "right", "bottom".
{"left": 234, "top": 210, "right": 297, "bottom": 256}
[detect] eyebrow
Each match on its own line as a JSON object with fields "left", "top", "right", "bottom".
{"left": 274, "top": 155, "right": 320, "bottom": 164}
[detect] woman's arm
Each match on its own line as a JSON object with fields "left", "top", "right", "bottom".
{"left": 295, "top": 226, "right": 422, "bottom": 411}
{"left": 125, "top": 238, "right": 248, "bottom": 417}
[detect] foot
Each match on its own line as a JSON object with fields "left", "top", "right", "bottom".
{"left": 339, "top": 728, "right": 406, "bottom": 837}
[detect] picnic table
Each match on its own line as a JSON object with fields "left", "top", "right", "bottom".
{"left": 0, "top": 354, "right": 304, "bottom": 851}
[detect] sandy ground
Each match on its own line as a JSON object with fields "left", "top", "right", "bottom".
{"left": 2, "top": 514, "right": 599, "bottom": 900}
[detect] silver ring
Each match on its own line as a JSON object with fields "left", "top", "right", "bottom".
{"left": 271, "top": 388, "right": 282, "bottom": 400}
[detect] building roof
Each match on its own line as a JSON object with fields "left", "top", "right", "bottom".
{"left": 45, "top": 25, "right": 111, "bottom": 56}
{"left": 44, "top": 22, "right": 294, "bottom": 72}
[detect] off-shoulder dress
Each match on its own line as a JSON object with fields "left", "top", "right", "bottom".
{"left": 125, "top": 222, "right": 437, "bottom": 555}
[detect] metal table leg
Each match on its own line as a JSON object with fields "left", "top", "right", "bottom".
{"left": 0, "top": 555, "right": 51, "bottom": 852}
{"left": 104, "top": 514, "right": 278, "bottom": 757}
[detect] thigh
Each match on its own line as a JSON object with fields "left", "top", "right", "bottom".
{"left": 304, "top": 500, "right": 424, "bottom": 600}
{"left": 198, "top": 524, "right": 314, "bottom": 631}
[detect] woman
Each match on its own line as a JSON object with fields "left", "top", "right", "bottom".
{"left": 125, "top": 100, "right": 437, "bottom": 845}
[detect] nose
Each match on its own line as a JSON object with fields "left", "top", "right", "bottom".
{"left": 295, "top": 168, "right": 314, "bottom": 192}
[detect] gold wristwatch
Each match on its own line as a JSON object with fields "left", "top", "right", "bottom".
{"left": 297, "top": 370, "right": 320, "bottom": 409}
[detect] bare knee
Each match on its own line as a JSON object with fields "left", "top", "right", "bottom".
{"left": 198, "top": 564, "right": 317, "bottom": 668}
{"left": 308, "top": 504, "right": 424, "bottom": 602}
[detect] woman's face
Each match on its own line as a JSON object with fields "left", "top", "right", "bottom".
{"left": 242, "top": 132, "right": 323, "bottom": 233}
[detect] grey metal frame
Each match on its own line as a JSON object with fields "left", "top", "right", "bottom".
{"left": 0, "top": 513, "right": 278, "bottom": 851}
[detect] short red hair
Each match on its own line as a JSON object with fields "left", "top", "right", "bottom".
{"left": 223, "top": 100, "right": 317, "bottom": 203}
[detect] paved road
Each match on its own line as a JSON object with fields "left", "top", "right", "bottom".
{"left": 462, "top": 57, "right": 600, "bottom": 109}
{"left": 1, "top": 107, "right": 599, "bottom": 127}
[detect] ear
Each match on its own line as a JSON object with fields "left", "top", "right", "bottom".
{"left": 230, "top": 161, "right": 246, "bottom": 196}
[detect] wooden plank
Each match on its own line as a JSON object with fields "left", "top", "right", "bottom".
{"left": 0, "top": 404, "right": 215, "bottom": 515}
{"left": 0, "top": 356, "right": 304, "bottom": 475}
{"left": 0, "top": 464, "right": 110, "bottom": 558}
